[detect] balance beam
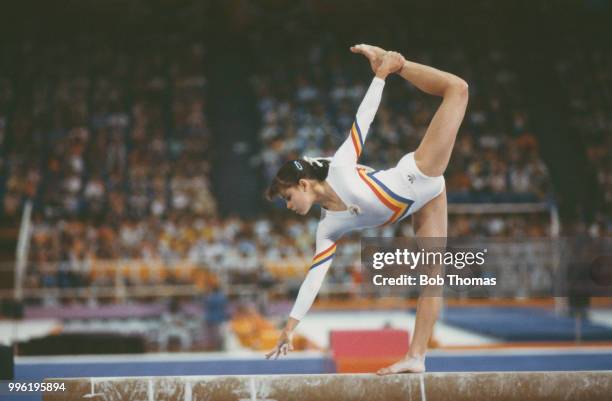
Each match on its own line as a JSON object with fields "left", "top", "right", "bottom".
{"left": 43, "top": 371, "right": 612, "bottom": 401}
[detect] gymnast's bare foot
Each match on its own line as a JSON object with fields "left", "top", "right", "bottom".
{"left": 350, "top": 44, "right": 387, "bottom": 74}
{"left": 376, "top": 355, "right": 426, "bottom": 375}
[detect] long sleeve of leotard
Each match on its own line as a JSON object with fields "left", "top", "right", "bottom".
{"left": 288, "top": 231, "right": 337, "bottom": 321}
{"left": 331, "top": 76, "right": 385, "bottom": 166}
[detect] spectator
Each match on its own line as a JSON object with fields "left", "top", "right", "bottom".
{"left": 204, "top": 283, "right": 229, "bottom": 351}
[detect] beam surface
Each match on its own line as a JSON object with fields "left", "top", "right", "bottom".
{"left": 43, "top": 371, "right": 612, "bottom": 401}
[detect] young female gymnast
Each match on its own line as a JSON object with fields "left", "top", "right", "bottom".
{"left": 265, "top": 44, "right": 468, "bottom": 374}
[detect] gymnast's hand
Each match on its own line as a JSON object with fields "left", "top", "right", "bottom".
{"left": 265, "top": 329, "right": 294, "bottom": 360}
{"left": 350, "top": 43, "right": 387, "bottom": 74}
{"left": 375, "top": 51, "right": 406, "bottom": 79}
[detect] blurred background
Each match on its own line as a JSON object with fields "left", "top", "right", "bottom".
{"left": 0, "top": 0, "right": 611, "bottom": 389}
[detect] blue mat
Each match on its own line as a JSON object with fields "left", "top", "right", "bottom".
{"left": 428, "top": 352, "right": 612, "bottom": 372}
{"left": 15, "top": 357, "right": 335, "bottom": 380}
{"left": 442, "top": 307, "right": 612, "bottom": 341}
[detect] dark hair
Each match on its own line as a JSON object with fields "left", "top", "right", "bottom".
{"left": 266, "top": 158, "right": 330, "bottom": 200}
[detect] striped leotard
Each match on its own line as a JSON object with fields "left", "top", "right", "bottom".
{"left": 290, "top": 77, "right": 445, "bottom": 320}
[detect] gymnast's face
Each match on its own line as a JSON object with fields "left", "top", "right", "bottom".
{"left": 282, "top": 180, "right": 316, "bottom": 215}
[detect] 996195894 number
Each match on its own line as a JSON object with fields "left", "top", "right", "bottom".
{"left": 6, "top": 382, "right": 66, "bottom": 393}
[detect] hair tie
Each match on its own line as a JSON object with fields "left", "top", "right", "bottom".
{"left": 293, "top": 161, "right": 304, "bottom": 171}
{"left": 302, "top": 156, "right": 324, "bottom": 168}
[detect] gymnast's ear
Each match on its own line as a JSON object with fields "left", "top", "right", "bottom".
{"left": 297, "top": 178, "right": 310, "bottom": 192}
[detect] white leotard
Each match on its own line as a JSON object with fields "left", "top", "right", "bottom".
{"left": 289, "top": 77, "right": 445, "bottom": 320}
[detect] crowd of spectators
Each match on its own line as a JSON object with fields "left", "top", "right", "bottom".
{"left": 0, "top": 25, "right": 607, "bottom": 300}
{"left": 22, "top": 209, "right": 552, "bottom": 296}
{"left": 1, "top": 38, "right": 218, "bottom": 293}
{"left": 0, "top": 37, "right": 566, "bottom": 299}
{"left": 3, "top": 40, "right": 215, "bottom": 222}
